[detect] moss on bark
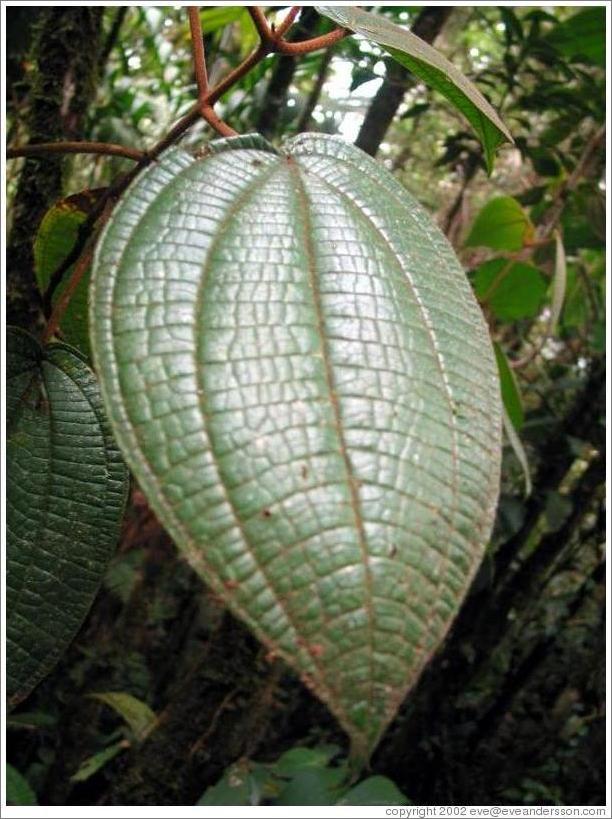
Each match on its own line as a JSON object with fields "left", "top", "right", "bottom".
{"left": 7, "top": 7, "right": 104, "bottom": 331}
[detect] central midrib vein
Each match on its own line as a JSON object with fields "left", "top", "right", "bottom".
{"left": 288, "top": 158, "right": 377, "bottom": 728}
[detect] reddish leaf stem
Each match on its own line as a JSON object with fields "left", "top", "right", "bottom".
{"left": 275, "top": 6, "right": 301, "bottom": 38}
{"left": 188, "top": 7, "right": 209, "bottom": 96}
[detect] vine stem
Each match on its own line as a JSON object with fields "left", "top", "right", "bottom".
{"left": 10, "top": 6, "right": 351, "bottom": 331}
{"left": 188, "top": 6, "right": 237, "bottom": 137}
{"left": 7, "top": 141, "right": 146, "bottom": 162}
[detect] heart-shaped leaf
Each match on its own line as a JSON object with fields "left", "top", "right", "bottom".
{"left": 90, "top": 134, "right": 501, "bottom": 764}
{"left": 316, "top": 5, "right": 513, "bottom": 173}
{"left": 6, "top": 327, "right": 128, "bottom": 707}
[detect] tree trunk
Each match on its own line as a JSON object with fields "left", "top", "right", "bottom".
{"left": 6, "top": 7, "right": 104, "bottom": 331}
{"left": 255, "top": 8, "right": 320, "bottom": 139}
{"left": 355, "top": 7, "right": 453, "bottom": 156}
{"left": 296, "top": 47, "right": 334, "bottom": 133}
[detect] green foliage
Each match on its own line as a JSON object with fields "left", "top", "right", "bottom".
{"left": 316, "top": 5, "right": 513, "bottom": 172}
{"left": 33, "top": 191, "right": 100, "bottom": 358}
{"left": 465, "top": 197, "right": 534, "bottom": 252}
{"left": 6, "top": 328, "right": 128, "bottom": 708}
{"left": 70, "top": 742, "right": 126, "bottom": 784}
{"left": 473, "top": 259, "right": 547, "bottom": 320}
{"left": 5, "top": 3, "right": 605, "bottom": 809}
{"left": 91, "top": 133, "right": 501, "bottom": 765}
{"left": 89, "top": 692, "right": 158, "bottom": 742}
{"left": 197, "top": 745, "right": 409, "bottom": 806}
{"left": 5, "top": 764, "right": 38, "bottom": 806}
{"left": 494, "top": 343, "right": 524, "bottom": 431}
{"left": 545, "top": 8, "right": 605, "bottom": 67}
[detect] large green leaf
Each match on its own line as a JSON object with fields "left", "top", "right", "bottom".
{"left": 316, "top": 5, "right": 513, "bottom": 173}
{"left": 90, "top": 134, "right": 501, "bottom": 764}
{"left": 6, "top": 328, "right": 128, "bottom": 708}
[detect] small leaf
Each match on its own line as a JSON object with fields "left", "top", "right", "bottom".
{"left": 502, "top": 407, "right": 531, "bottom": 496}
{"left": 549, "top": 230, "right": 567, "bottom": 334}
{"left": 197, "top": 762, "right": 270, "bottom": 806}
{"left": 276, "top": 768, "right": 343, "bottom": 806}
{"left": 465, "top": 197, "right": 534, "bottom": 251}
{"left": 34, "top": 190, "right": 106, "bottom": 358}
{"left": 494, "top": 343, "right": 524, "bottom": 431}
{"left": 338, "top": 774, "right": 409, "bottom": 806}
{"left": 199, "top": 6, "right": 246, "bottom": 35}
{"left": 6, "top": 711, "right": 57, "bottom": 731}
{"left": 401, "top": 102, "right": 430, "bottom": 119}
{"left": 315, "top": 5, "right": 513, "bottom": 172}
{"left": 70, "top": 741, "right": 127, "bottom": 783}
{"left": 90, "top": 692, "right": 157, "bottom": 742}
{"left": 5, "top": 764, "right": 38, "bottom": 806}
{"left": 274, "top": 745, "right": 340, "bottom": 777}
{"left": 473, "top": 258, "right": 547, "bottom": 319}
{"left": 6, "top": 328, "right": 128, "bottom": 708}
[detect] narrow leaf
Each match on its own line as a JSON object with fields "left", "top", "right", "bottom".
{"left": 70, "top": 741, "right": 127, "bottom": 783}
{"left": 315, "top": 5, "right": 513, "bottom": 172}
{"left": 503, "top": 407, "right": 532, "bottom": 496}
{"left": 91, "top": 134, "right": 502, "bottom": 764}
{"left": 6, "top": 328, "right": 128, "bottom": 708}
{"left": 90, "top": 692, "right": 157, "bottom": 742}
{"left": 549, "top": 230, "right": 567, "bottom": 334}
{"left": 494, "top": 343, "right": 524, "bottom": 431}
{"left": 465, "top": 197, "right": 534, "bottom": 252}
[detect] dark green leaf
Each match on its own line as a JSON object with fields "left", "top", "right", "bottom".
{"left": 274, "top": 745, "right": 340, "bottom": 777}
{"left": 34, "top": 190, "right": 106, "bottom": 359}
{"left": 7, "top": 328, "right": 128, "bottom": 708}
{"left": 5, "top": 764, "right": 38, "bottom": 806}
{"left": 70, "top": 742, "right": 126, "bottom": 783}
{"left": 401, "top": 102, "right": 430, "bottom": 119}
{"left": 276, "top": 768, "right": 342, "bottom": 806}
{"left": 91, "top": 133, "right": 501, "bottom": 763}
{"left": 546, "top": 8, "right": 605, "bottom": 67}
{"left": 338, "top": 774, "right": 409, "bottom": 806}
{"left": 316, "top": 5, "right": 513, "bottom": 173}
{"left": 494, "top": 343, "right": 524, "bottom": 430}
{"left": 197, "top": 762, "right": 270, "bottom": 806}
{"left": 473, "top": 258, "right": 547, "bottom": 320}
{"left": 465, "top": 197, "right": 534, "bottom": 251}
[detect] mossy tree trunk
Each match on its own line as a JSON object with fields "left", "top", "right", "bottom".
{"left": 6, "top": 7, "right": 104, "bottom": 331}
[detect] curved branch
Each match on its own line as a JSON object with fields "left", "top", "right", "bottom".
{"left": 276, "top": 26, "right": 349, "bottom": 55}
{"left": 7, "top": 141, "right": 146, "bottom": 162}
